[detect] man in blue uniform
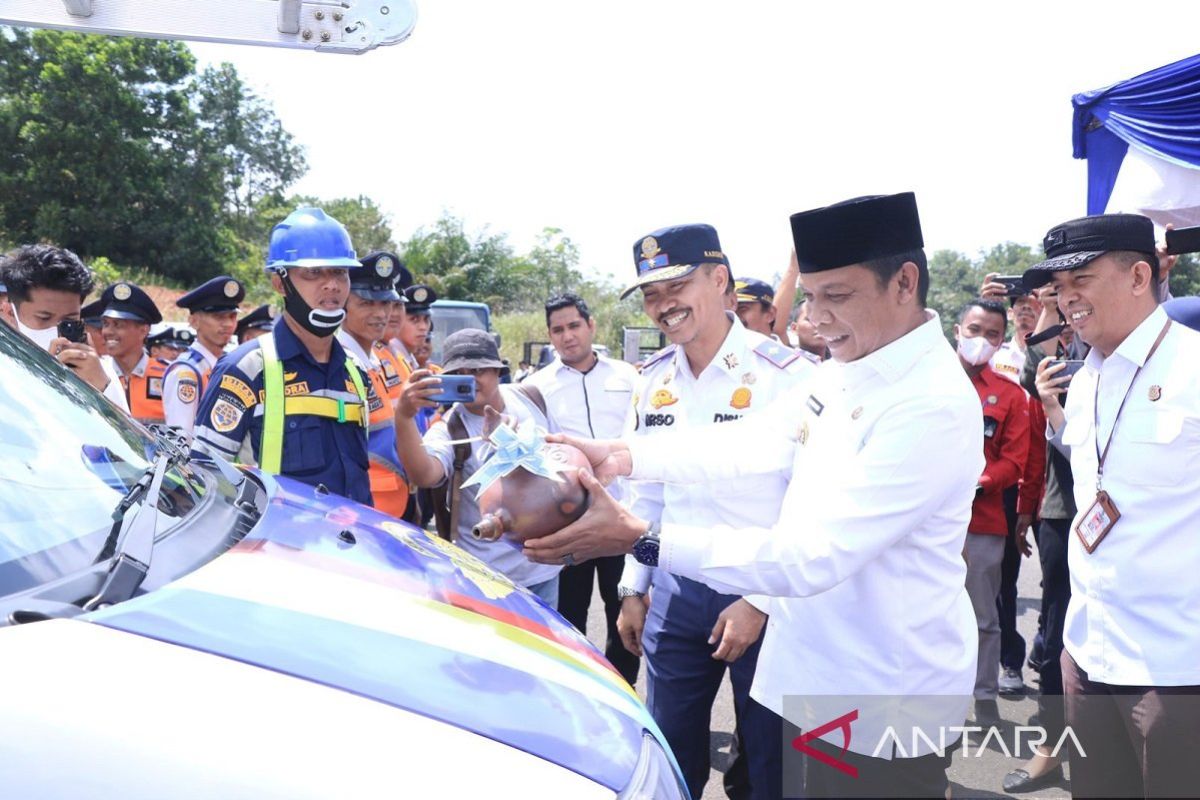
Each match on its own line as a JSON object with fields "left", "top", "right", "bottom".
{"left": 192, "top": 207, "right": 374, "bottom": 505}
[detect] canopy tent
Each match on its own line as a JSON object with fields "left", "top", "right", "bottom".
{"left": 1074, "top": 53, "right": 1200, "bottom": 227}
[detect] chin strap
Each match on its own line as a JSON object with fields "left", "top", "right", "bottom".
{"left": 278, "top": 269, "right": 344, "bottom": 337}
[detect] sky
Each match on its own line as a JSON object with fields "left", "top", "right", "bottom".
{"left": 190, "top": 1, "right": 1200, "bottom": 287}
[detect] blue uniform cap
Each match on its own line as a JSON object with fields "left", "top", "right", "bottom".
{"left": 80, "top": 299, "right": 105, "bottom": 328}
{"left": 404, "top": 284, "right": 437, "bottom": 314}
{"left": 236, "top": 304, "right": 276, "bottom": 335}
{"left": 100, "top": 281, "right": 163, "bottom": 324}
{"left": 352, "top": 251, "right": 410, "bottom": 301}
{"left": 176, "top": 276, "right": 245, "bottom": 313}
{"left": 622, "top": 223, "right": 729, "bottom": 299}
{"left": 735, "top": 277, "right": 775, "bottom": 307}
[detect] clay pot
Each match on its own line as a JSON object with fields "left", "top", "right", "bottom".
{"left": 472, "top": 442, "right": 593, "bottom": 547}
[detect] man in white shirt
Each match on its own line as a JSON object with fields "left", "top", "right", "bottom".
{"left": 1025, "top": 213, "right": 1200, "bottom": 799}
{"left": 527, "top": 193, "right": 982, "bottom": 798}
{"left": 2, "top": 244, "right": 129, "bottom": 412}
{"left": 162, "top": 276, "right": 243, "bottom": 434}
{"left": 523, "top": 292, "right": 641, "bottom": 685}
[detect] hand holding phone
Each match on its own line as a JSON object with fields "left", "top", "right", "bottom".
{"left": 57, "top": 318, "right": 88, "bottom": 344}
{"left": 427, "top": 374, "right": 476, "bottom": 404}
{"left": 1048, "top": 359, "right": 1085, "bottom": 379}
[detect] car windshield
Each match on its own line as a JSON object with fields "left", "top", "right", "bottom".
{"left": 0, "top": 324, "right": 203, "bottom": 596}
{"left": 430, "top": 306, "right": 489, "bottom": 363}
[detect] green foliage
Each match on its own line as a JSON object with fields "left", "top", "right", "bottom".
{"left": 1169, "top": 253, "right": 1200, "bottom": 299}
{"left": 927, "top": 242, "right": 1041, "bottom": 339}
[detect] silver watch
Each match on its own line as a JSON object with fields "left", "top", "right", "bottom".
{"left": 617, "top": 586, "right": 645, "bottom": 599}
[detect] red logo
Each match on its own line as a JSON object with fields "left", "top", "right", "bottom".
{"left": 791, "top": 709, "right": 859, "bottom": 778}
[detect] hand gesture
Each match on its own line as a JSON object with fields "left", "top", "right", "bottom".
{"left": 709, "top": 599, "right": 767, "bottom": 663}
{"left": 52, "top": 337, "right": 109, "bottom": 391}
{"left": 544, "top": 433, "right": 631, "bottom": 487}
{"left": 398, "top": 369, "right": 443, "bottom": 418}
{"left": 524, "top": 470, "right": 646, "bottom": 564}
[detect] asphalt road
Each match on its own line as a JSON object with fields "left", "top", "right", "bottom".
{"left": 582, "top": 535, "right": 1070, "bottom": 800}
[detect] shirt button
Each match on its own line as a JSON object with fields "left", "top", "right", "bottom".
{"left": 288, "top": 421, "right": 297, "bottom": 430}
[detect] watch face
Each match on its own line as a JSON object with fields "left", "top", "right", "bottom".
{"left": 633, "top": 537, "right": 660, "bottom": 567}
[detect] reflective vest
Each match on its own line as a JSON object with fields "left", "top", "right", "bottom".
{"left": 256, "top": 334, "right": 369, "bottom": 475}
{"left": 120, "top": 357, "right": 168, "bottom": 425}
{"left": 362, "top": 358, "right": 410, "bottom": 518}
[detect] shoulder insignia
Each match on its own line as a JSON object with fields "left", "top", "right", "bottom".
{"left": 754, "top": 339, "right": 803, "bottom": 369}
{"left": 220, "top": 374, "right": 257, "bottom": 407}
{"left": 639, "top": 344, "right": 676, "bottom": 373}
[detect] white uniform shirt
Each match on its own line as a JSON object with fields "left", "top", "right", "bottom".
{"left": 989, "top": 338, "right": 1027, "bottom": 385}
{"left": 96, "top": 355, "right": 131, "bottom": 412}
{"left": 629, "top": 312, "right": 981, "bottom": 758}
{"left": 1057, "top": 305, "right": 1200, "bottom": 686}
{"left": 619, "top": 316, "right": 814, "bottom": 597}
{"left": 422, "top": 385, "right": 563, "bottom": 589}
{"left": 523, "top": 351, "right": 637, "bottom": 502}
{"left": 162, "top": 342, "right": 221, "bottom": 434}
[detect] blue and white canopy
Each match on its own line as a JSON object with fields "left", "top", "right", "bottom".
{"left": 1074, "top": 53, "right": 1200, "bottom": 226}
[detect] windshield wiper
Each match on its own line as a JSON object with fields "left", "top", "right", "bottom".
{"left": 84, "top": 433, "right": 188, "bottom": 610}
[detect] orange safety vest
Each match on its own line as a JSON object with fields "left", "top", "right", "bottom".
{"left": 364, "top": 356, "right": 410, "bottom": 519}
{"left": 374, "top": 343, "right": 409, "bottom": 400}
{"left": 121, "top": 357, "right": 168, "bottom": 425}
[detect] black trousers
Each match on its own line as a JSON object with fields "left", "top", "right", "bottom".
{"left": 1035, "top": 517, "right": 1072, "bottom": 739}
{"left": 556, "top": 554, "right": 640, "bottom": 685}
{"left": 997, "top": 484, "right": 1026, "bottom": 672}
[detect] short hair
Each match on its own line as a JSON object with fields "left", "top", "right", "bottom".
{"left": 701, "top": 263, "right": 736, "bottom": 297}
{"left": 862, "top": 248, "right": 929, "bottom": 307}
{"left": 958, "top": 296, "right": 1009, "bottom": 326}
{"left": 544, "top": 292, "right": 590, "bottom": 326}
{"left": 1110, "top": 250, "right": 1161, "bottom": 302}
{"left": 1, "top": 244, "right": 94, "bottom": 305}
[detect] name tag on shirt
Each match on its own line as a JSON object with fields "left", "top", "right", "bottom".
{"left": 1075, "top": 491, "right": 1121, "bottom": 554}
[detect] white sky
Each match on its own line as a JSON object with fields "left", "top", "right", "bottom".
{"left": 191, "top": 1, "right": 1200, "bottom": 287}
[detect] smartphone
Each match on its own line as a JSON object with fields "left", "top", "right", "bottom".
{"left": 1049, "top": 359, "right": 1085, "bottom": 379}
{"left": 1165, "top": 226, "right": 1200, "bottom": 255}
{"left": 994, "top": 275, "right": 1028, "bottom": 298}
{"left": 428, "top": 374, "right": 476, "bottom": 404}
{"left": 56, "top": 318, "right": 87, "bottom": 344}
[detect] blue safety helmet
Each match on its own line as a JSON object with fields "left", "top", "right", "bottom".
{"left": 265, "top": 207, "right": 361, "bottom": 272}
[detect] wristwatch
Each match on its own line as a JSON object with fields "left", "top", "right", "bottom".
{"left": 631, "top": 520, "right": 662, "bottom": 567}
{"left": 617, "top": 586, "right": 644, "bottom": 599}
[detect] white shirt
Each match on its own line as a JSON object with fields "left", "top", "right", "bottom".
{"left": 422, "top": 385, "right": 562, "bottom": 589}
{"left": 523, "top": 351, "right": 637, "bottom": 502}
{"left": 1058, "top": 305, "right": 1200, "bottom": 686}
{"left": 619, "top": 316, "right": 814, "bottom": 598}
{"left": 989, "top": 338, "right": 1027, "bottom": 385}
{"left": 162, "top": 342, "right": 221, "bottom": 434}
{"left": 629, "top": 312, "right": 981, "bottom": 758}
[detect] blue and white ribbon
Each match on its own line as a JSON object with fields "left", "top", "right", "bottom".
{"left": 461, "top": 421, "right": 566, "bottom": 495}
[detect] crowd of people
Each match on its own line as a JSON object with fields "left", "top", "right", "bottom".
{"left": 1, "top": 195, "right": 1198, "bottom": 800}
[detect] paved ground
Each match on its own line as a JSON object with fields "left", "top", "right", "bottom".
{"left": 582, "top": 535, "right": 1070, "bottom": 799}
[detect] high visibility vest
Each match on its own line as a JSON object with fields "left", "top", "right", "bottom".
{"left": 121, "top": 358, "right": 168, "bottom": 425}
{"left": 362, "top": 360, "right": 410, "bottom": 518}
{"left": 257, "top": 334, "right": 369, "bottom": 475}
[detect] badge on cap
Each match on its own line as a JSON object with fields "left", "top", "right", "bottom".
{"left": 641, "top": 236, "right": 660, "bottom": 259}
{"left": 224, "top": 280, "right": 240, "bottom": 298}
{"left": 1149, "top": 385, "right": 1162, "bottom": 402}
{"left": 376, "top": 255, "right": 394, "bottom": 277}
{"left": 730, "top": 387, "right": 751, "bottom": 410}
{"left": 413, "top": 287, "right": 429, "bottom": 304}
{"left": 113, "top": 283, "right": 132, "bottom": 301}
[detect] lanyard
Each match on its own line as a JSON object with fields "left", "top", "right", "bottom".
{"left": 1092, "top": 320, "right": 1171, "bottom": 489}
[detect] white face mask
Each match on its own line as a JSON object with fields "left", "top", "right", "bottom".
{"left": 15, "top": 314, "right": 60, "bottom": 352}
{"left": 957, "top": 334, "right": 998, "bottom": 367}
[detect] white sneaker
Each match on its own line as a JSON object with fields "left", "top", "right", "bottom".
{"left": 998, "top": 667, "right": 1024, "bottom": 694}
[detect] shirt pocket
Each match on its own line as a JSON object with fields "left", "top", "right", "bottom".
{"left": 1117, "top": 410, "right": 1187, "bottom": 487}
{"left": 280, "top": 415, "right": 328, "bottom": 476}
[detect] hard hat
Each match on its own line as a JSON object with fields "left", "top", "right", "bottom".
{"left": 265, "top": 207, "right": 361, "bottom": 272}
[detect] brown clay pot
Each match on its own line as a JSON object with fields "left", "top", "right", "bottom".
{"left": 472, "top": 442, "right": 593, "bottom": 547}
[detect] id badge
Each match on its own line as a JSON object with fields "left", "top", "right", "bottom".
{"left": 1075, "top": 490, "right": 1121, "bottom": 554}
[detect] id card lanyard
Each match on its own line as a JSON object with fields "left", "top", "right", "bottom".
{"left": 1079, "top": 320, "right": 1172, "bottom": 553}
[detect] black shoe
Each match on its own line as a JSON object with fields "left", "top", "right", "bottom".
{"left": 1002, "top": 764, "right": 1064, "bottom": 793}
{"left": 974, "top": 699, "right": 1001, "bottom": 725}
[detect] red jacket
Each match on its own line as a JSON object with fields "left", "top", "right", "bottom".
{"left": 968, "top": 365, "right": 1030, "bottom": 535}
{"left": 1017, "top": 397, "right": 1046, "bottom": 518}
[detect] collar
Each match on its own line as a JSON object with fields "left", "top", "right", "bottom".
{"left": 839, "top": 310, "right": 947, "bottom": 385}
{"left": 551, "top": 350, "right": 603, "bottom": 376}
{"left": 273, "top": 317, "right": 348, "bottom": 367}
{"left": 1086, "top": 305, "right": 1169, "bottom": 371}
{"left": 193, "top": 341, "right": 220, "bottom": 367}
{"left": 336, "top": 330, "right": 378, "bottom": 369}
{"left": 676, "top": 312, "right": 747, "bottom": 380}
{"left": 971, "top": 363, "right": 1004, "bottom": 391}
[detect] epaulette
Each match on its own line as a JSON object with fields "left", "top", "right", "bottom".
{"left": 638, "top": 344, "right": 676, "bottom": 373}
{"left": 753, "top": 339, "right": 804, "bottom": 369}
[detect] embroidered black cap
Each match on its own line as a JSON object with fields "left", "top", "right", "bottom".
{"left": 1022, "top": 214, "right": 1157, "bottom": 289}
{"left": 735, "top": 277, "right": 774, "bottom": 306}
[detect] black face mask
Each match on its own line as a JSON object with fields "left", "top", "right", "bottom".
{"left": 279, "top": 272, "right": 344, "bottom": 338}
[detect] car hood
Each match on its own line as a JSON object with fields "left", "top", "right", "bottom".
{"left": 87, "top": 473, "right": 666, "bottom": 792}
